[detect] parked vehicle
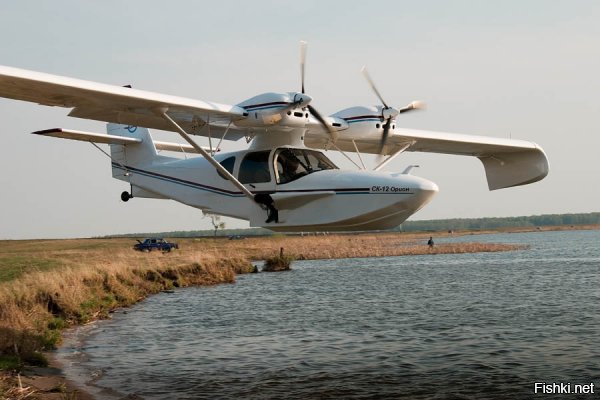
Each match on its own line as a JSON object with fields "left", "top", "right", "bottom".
{"left": 133, "top": 238, "right": 179, "bottom": 252}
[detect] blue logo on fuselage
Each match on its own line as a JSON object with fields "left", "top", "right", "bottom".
{"left": 125, "top": 126, "right": 137, "bottom": 133}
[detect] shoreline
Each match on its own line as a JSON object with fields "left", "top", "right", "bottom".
{"left": 4, "top": 364, "right": 95, "bottom": 400}
{"left": 1, "top": 226, "right": 598, "bottom": 399}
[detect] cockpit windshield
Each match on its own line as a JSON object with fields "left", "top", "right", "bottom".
{"left": 274, "top": 148, "right": 338, "bottom": 184}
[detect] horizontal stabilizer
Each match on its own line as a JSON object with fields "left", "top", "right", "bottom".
{"left": 33, "top": 128, "right": 142, "bottom": 145}
{"left": 33, "top": 128, "right": 216, "bottom": 154}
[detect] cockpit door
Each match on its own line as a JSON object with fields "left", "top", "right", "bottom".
{"left": 236, "top": 150, "right": 276, "bottom": 193}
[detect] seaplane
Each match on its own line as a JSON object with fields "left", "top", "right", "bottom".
{"left": 0, "top": 42, "right": 548, "bottom": 232}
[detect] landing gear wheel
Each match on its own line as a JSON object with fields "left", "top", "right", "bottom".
{"left": 121, "top": 191, "right": 132, "bottom": 202}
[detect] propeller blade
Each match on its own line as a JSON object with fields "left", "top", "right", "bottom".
{"left": 308, "top": 104, "right": 337, "bottom": 143}
{"left": 378, "top": 117, "right": 392, "bottom": 154}
{"left": 361, "top": 66, "right": 389, "bottom": 109}
{"left": 300, "top": 40, "right": 307, "bottom": 94}
{"left": 399, "top": 100, "right": 426, "bottom": 113}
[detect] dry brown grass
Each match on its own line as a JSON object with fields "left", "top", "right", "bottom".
{"left": 0, "top": 373, "right": 35, "bottom": 400}
{"left": 184, "top": 232, "right": 525, "bottom": 261}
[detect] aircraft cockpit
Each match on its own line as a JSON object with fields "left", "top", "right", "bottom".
{"left": 223, "top": 148, "right": 338, "bottom": 187}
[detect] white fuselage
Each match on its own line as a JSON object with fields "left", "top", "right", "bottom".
{"left": 114, "top": 145, "right": 438, "bottom": 232}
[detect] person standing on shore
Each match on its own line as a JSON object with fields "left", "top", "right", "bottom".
{"left": 428, "top": 236, "right": 434, "bottom": 248}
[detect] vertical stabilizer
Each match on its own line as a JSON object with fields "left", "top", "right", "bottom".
{"left": 108, "top": 124, "right": 156, "bottom": 179}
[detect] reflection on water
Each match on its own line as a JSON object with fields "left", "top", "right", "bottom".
{"left": 58, "top": 230, "right": 600, "bottom": 399}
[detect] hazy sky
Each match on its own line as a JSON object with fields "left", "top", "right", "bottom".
{"left": 1, "top": 1, "right": 598, "bottom": 239}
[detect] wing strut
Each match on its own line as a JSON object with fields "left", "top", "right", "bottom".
{"left": 373, "top": 142, "right": 414, "bottom": 171}
{"left": 207, "top": 115, "right": 213, "bottom": 155}
{"left": 329, "top": 142, "right": 363, "bottom": 170}
{"left": 215, "top": 121, "right": 233, "bottom": 156}
{"left": 351, "top": 140, "right": 367, "bottom": 170}
{"left": 157, "top": 110, "right": 255, "bottom": 201}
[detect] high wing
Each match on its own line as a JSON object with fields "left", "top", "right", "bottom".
{"left": 0, "top": 65, "right": 248, "bottom": 139}
{"left": 306, "top": 128, "right": 549, "bottom": 191}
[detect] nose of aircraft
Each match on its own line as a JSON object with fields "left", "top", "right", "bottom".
{"left": 416, "top": 177, "right": 439, "bottom": 193}
{"left": 404, "top": 175, "right": 438, "bottom": 210}
{"left": 415, "top": 177, "right": 438, "bottom": 210}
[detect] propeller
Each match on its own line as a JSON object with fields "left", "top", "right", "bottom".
{"left": 300, "top": 41, "right": 338, "bottom": 143}
{"left": 307, "top": 104, "right": 337, "bottom": 142}
{"left": 400, "top": 100, "right": 426, "bottom": 114}
{"left": 361, "top": 66, "right": 425, "bottom": 154}
{"left": 300, "top": 40, "right": 307, "bottom": 94}
{"left": 361, "top": 66, "right": 390, "bottom": 109}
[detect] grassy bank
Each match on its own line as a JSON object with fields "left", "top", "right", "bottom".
{"left": 0, "top": 232, "right": 527, "bottom": 373}
{"left": 0, "top": 244, "right": 253, "bottom": 371}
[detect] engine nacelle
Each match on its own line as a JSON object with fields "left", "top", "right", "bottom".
{"left": 331, "top": 105, "right": 395, "bottom": 142}
{"left": 235, "top": 92, "right": 311, "bottom": 128}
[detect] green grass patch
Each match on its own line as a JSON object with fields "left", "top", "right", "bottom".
{"left": 47, "top": 317, "right": 67, "bottom": 331}
{"left": 42, "top": 330, "right": 62, "bottom": 349}
{"left": 0, "top": 355, "right": 20, "bottom": 371}
{"left": 0, "top": 256, "right": 65, "bottom": 282}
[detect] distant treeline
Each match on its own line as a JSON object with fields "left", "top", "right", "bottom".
{"left": 397, "top": 212, "right": 600, "bottom": 232}
{"left": 103, "top": 212, "right": 599, "bottom": 238}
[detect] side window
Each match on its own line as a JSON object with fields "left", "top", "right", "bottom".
{"left": 304, "top": 151, "right": 337, "bottom": 171}
{"left": 217, "top": 156, "right": 236, "bottom": 180}
{"left": 275, "top": 149, "right": 308, "bottom": 184}
{"left": 274, "top": 148, "right": 336, "bottom": 184}
{"left": 238, "top": 151, "right": 271, "bottom": 184}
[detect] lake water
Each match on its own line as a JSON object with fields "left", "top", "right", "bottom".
{"left": 58, "top": 230, "right": 600, "bottom": 399}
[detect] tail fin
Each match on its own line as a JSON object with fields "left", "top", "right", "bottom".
{"left": 108, "top": 124, "right": 157, "bottom": 180}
